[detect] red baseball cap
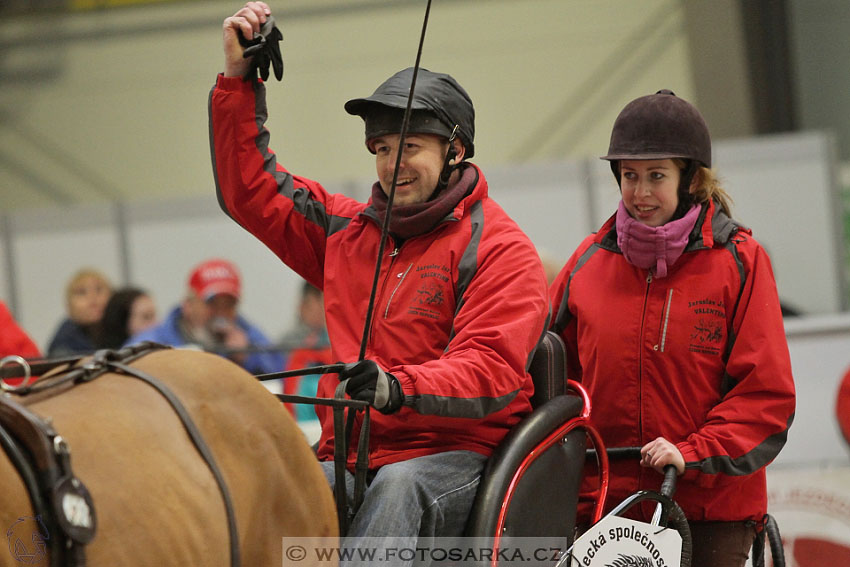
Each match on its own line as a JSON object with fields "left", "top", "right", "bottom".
{"left": 188, "top": 259, "right": 241, "bottom": 301}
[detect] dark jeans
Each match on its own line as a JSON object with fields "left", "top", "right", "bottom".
{"left": 690, "top": 521, "right": 757, "bottom": 567}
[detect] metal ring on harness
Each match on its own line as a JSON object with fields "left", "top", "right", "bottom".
{"left": 0, "top": 355, "right": 33, "bottom": 392}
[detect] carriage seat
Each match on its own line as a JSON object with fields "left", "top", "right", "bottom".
{"left": 528, "top": 329, "right": 568, "bottom": 408}
{"left": 465, "top": 331, "right": 587, "bottom": 546}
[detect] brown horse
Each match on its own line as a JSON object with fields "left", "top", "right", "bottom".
{"left": 1, "top": 347, "right": 337, "bottom": 567}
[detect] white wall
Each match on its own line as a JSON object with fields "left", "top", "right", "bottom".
{"left": 776, "top": 314, "right": 850, "bottom": 468}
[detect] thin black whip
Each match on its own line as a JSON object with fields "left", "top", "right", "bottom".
{"left": 357, "top": 0, "right": 433, "bottom": 361}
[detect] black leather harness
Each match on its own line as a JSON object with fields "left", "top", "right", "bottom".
{"left": 0, "top": 343, "right": 240, "bottom": 567}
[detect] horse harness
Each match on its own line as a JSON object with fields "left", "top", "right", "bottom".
{"left": 0, "top": 343, "right": 240, "bottom": 567}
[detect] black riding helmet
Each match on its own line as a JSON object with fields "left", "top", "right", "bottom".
{"left": 602, "top": 90, "right": 711, "bottom": 218}
{"left": 344, "top": 67, "right": 475, "bottom": 158}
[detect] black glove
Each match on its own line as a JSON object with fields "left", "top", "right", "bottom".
{"left": 239, "top": 15, "right": 284, "bottom": 82}
{"left": 339, "top": 360, "right": 404, "bottom": 414}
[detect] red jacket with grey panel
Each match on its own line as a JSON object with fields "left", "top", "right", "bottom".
{"left": 209, "top": 75, "right": 549, "bottom": 468}
{"left": 550, "top": 200, "right": 796, "bottom": 522}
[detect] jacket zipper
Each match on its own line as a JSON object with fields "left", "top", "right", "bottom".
{"left": 638, "top": 272, "right": 652, "bottom": 446}
{"left": 366, "top": 239, "right": 400, "bottom": 348}
{"left": 385, "top": 262, "right": 413, "bottom": 318}
{"left": 656, "top": 288, "right": 674, "bottom": 353}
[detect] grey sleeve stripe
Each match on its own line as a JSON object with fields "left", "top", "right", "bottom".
{"left": 718, "top": 240, "right": 748, "bottom": 392}
{"left": 209, "top": 85, "right": 234, "bottom": 223}
{"left": 687, "top": 412, "right": 795, "bottom": 476}
{"left": 456, "top": 201, "right": 484, "bottom": 302}
{"left": 412, "top": 390, "right": 520, "bottom": 418}
{"left": 552, "top": 244, "right": 599, "bottom": 334}
{"left": 273, "top": 171, "right": 352, "bottom": 236}
{"left": 444, "top": 201, "right": 484, "bottom": 351}
{"left": 232, "top": 82, "right": 350, "bottom": 237}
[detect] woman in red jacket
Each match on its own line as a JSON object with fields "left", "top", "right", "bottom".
{"left": 550, "top": 90, "right": 796, "bottom": 567}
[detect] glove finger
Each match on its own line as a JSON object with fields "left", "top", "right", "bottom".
{"left": 258, "top": 54, "right": 270, "bottom": 81}
{"left": 341, "top": 359, "right": 371, "bottom": 378}
{"left": 271, "top": 49, "right": 283, "bottom": 80}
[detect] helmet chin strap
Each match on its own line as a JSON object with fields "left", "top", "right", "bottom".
{"left": 434, "top": 125, "right": 460, "bottom": 196}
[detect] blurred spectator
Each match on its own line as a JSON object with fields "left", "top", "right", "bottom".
{"left": 0, "top": 299, "right": 41, "bottom": 387}
{"left": 281, "top": 281, "right": 333, "bottom": 423}
{"left": 126, "top": 258, "right": 284, "bottom": 375}
{"left": 281, "top": 281, "right": 328, "bottom": 349}
{"left": 96, "top": 287, "right": 158, "bottom": 349}
{"left": 538, "top": 249, "right": 564, "bottom": 287}
{"left": 46, "top": 268, "right": 112, "bottom": 356}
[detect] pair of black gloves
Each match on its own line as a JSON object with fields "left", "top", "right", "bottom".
{"left": 239, "top": 16, "right": 284, "bottom": 82}
{"left": 339, "top": 360, "right": 404, "bottom": 414}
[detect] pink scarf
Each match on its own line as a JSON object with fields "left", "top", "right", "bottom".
{"left": 616, "top": 200, "right": 701, "bottom": 277}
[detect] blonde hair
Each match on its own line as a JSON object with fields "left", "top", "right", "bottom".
{"left": 65, "top": 268, "right": 112, "bottom": 306}
{"left": 673, "top": 159, "right": 733, "bottom": 217}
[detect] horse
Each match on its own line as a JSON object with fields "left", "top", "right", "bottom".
{"left": 0, "top": 345, "right": 337, "bottom": 567}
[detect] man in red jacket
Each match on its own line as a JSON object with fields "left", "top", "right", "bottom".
{"left": 210, "top": 1, "right": 549, "bottom": 555}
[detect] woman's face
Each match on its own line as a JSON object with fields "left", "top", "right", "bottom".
{"left": 68, "top": 275, "right": 111, "bottom": 325}
{"left": 128, "top": 294, "right": 157, "bottom": 337}
{"left": 619, "top": 159, "right": 681, "bottom": 227}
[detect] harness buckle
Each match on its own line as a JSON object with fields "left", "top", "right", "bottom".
{"left": 0, "top": 355, "right": 32, "bottom": 392}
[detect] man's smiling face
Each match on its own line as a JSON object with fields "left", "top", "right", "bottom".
{"left": 371, "top": 133, "right": 451, "bottom": 207}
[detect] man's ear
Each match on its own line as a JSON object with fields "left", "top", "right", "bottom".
{"left": 450, "top": 139, "right": 465, "bottom": 164}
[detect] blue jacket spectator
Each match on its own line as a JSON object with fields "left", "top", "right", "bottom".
{"left": 125, "top": 259, "right": 284, "bottom": 375}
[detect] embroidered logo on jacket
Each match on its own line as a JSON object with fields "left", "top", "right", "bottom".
{"left": 688, "top": 298, "right": 725, "bottom": 355}
{"left": 408, "top": 264, "right": 451, "bottom": 320}
{"left": 416, "top": 283, "right": 444, "bottom": 306}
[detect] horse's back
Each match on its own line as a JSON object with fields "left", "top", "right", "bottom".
{"left": 1, "top": 348, "right": 336, "bottom": 567}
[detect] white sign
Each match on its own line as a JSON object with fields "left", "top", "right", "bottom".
{"left": 561, "top": 515, "right": 682, "bottom": 567}
{"left": 760, "top": 466, "right": 850, "bottom": 566}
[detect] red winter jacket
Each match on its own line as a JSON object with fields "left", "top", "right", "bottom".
{"left": 550, "top": 201, "right": 796, "bottom": 523}
{"left": 209, "top": 75, "right": 549, "bottom": 469}
{"left": 0, "top": 300, "right": 41, "bottom": 386}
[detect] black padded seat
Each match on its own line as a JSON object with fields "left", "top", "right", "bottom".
{"left": 465, "top": 331, "right": 587, "bottom": 547}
